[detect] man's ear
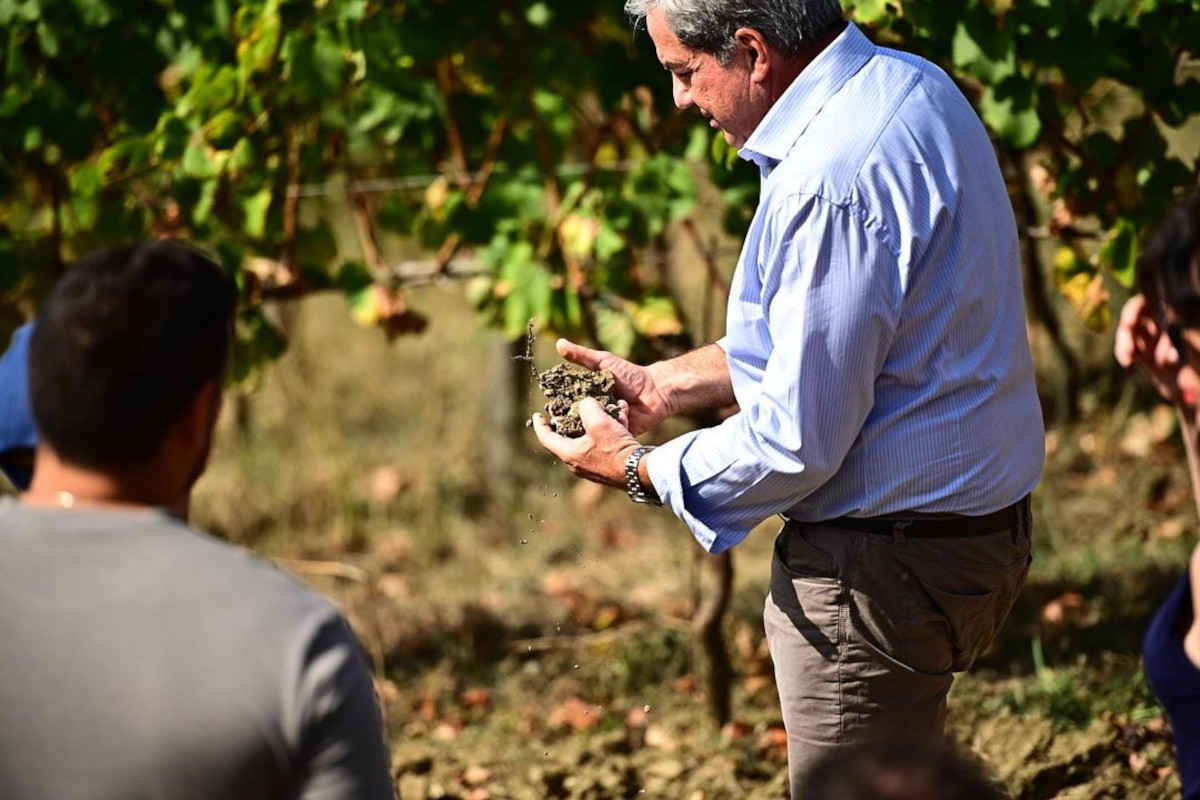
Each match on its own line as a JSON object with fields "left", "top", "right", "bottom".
{"left": 735, "top": 27, "right": 771, "bottom": 83}
{"left": 177, "top": 379, "right": 223, "bottom": 449}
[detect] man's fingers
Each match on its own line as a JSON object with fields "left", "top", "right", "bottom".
{"left": 556, "top": 338, "right": 606, "bottom": 370}
{"left": 616, "top": 399, "right": 631, "bottom": 429}
{"left": 531, "top": 413, "right": 566, "bottom": 454}
{"left": 577, "top": 397, "right": 610, "bottom": 427}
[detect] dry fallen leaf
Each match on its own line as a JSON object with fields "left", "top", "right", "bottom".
{"left": 598, "top": 523, "right": 639, "bottom": 549}
{"left": 721, "top": 720, "right": 753, "bottom": 742}
{"left": 541, "top": 571, "right": 578, "bottom": 598}
{"left": 758, "top": 726, "right": 789, "bottom": 759}
{"left": 1041, "top": 591, "right": 1085, "bottom": 625}
{"left": 644, "top": 724, "right": 677, "bottom": 751}
{"left": 418, "top": 691, "right": 438, "bottom": 723}
{"left": 1150, "top": 518, "right": 1187, "bottom": 542}
{"left": 460, "top": 687, "right": 493, "bottom": 711}
{"left": 743, "top": 675, "right": 773, "bottom": 696}
{"left": 549, "top": 697, "right": 604, "bottom": 731}
{"left": 462, "top": 765, "right": 492, "bottom": 786}
{"left": 368, "top": 466, "right": 413, "bottom": 507}
{"left": 376, "top": 573, "right": 409, "bottom": 601}
{"left": 591, "top": 604, "right": 624, "bottom": 631}
{"left": 375, "top": 531, "right": 413, "bottom": 569}
{"left": 433, "top": 721, "right": 464, "bottom": 741}
{"left": 373, "top": 677, "right": 401, "bottom": 708}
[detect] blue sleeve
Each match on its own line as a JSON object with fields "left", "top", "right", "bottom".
{"left": 647, "top": 195, "right": 901, "bottom": 553}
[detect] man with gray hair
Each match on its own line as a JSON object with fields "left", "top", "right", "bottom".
{"left": 534, "top": 0, "right": 1043, "bottom": 794}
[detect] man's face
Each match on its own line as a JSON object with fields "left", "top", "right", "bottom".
{"left": 646, "top": 7, "right": 761, "bottom": 148}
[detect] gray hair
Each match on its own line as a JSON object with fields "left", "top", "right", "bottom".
{"left": 624, "top": 0, "right": 844, "bottom": 63}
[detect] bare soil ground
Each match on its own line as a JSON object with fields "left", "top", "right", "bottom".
{"left": 191, "top": 291, "right": 1197, "bottom": 799}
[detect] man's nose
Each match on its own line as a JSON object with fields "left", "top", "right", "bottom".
{"left": 671, "top": 76, "right": 692, "bottom": 109}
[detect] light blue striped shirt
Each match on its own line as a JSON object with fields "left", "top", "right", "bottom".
{"left": 647, "top": 23, "right": 1045, "bottom": 554}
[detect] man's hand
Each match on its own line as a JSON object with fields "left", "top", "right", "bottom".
{"left": 532, "top": 397, "right": 641, "bottom": 489}
{"left": 1115, "top": 294, "right": 1192, "bottom": 405}
{"left": 555, "top": 339, "right": 672, "bottom": 436}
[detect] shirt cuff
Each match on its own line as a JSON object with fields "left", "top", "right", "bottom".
{"left": 645, "top": 431, "right": 723, "bottom": 553}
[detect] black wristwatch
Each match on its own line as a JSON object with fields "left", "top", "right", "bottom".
{"left": 624, "top": 445, "right": 662, "bottom": 507}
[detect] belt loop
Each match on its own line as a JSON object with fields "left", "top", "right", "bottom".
{"left": 892, "top": 521, "right": 909, "bottom": 545}
{"left": 1012, "top": 496, "right": 1025, "bottom": 544}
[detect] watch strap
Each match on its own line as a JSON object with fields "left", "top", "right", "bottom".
{"left": 624, "top": 445, "right": 662, "bottom": 507}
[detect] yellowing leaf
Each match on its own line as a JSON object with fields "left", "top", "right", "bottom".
{"left": 631, "top": 296, "right": 684, "bottom": 338}
{"left": 425, "top": 176, "right": 451, "bottom": 217}
{"left": 559, "top": 213, "right": 599, "bottom": 260}
{"left": 1058, "top": 272, "right": 1110, "bottom": 332}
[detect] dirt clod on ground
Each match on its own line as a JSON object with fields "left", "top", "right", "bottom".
{"left": 538, "top": 364, "right": 621, "bottom": 438}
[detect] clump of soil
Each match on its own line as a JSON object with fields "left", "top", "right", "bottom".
{"left": 538, "top": 363, "right": 621, "bottom": 438}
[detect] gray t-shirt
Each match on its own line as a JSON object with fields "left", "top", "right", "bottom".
{"left": 0, "top": 501, "right": 395, "bottom": 800}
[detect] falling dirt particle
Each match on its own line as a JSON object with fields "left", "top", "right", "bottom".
{"left": 644, "top": 705, "right": 652, "bottom": 713}
{"left": 520, "top": 539, "right": 529, "bottom": 545}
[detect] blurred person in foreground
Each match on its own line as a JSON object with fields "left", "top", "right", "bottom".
{"left": 532, "top": 0, "right": 1043, "bottom": 794}
{"left": 801, "top": 737, "right": 1007, "bottom": 800}
{"left": 1114, "top": 188, "right": 1200, "bottom": 799}
{"left": 0, "top": 242, "right": 395, "bottom": 800}
{"left": 0, "top": 322, "right": 36, "bottom": 491}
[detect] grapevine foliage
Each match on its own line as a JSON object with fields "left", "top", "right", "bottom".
{"left": 1, "top": 0, "right": 1197, "bottom": 373}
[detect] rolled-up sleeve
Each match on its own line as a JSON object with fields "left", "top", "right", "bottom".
{"left": 647, "top": 195, "right": 901, "bottom": 553}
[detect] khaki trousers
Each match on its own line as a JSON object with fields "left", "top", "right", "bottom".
{"left": 764, "top": 502, "right": 1032, "bottom": 798}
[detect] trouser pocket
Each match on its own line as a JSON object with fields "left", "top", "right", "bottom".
{"left": 853, "top": 532, "right": 1030, "bottom": 675}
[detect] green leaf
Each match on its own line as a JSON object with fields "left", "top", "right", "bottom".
{"left": 335, "top": 260, "right": 374, "bottom": 293}
{"left": 979, "top": 87, "right": 1041, "bottom": 149}
{"left": 594, "top": 303, "right": 636, "bottom": 359}
{"left": 951, "top": 23, "right": 1015, "bottom": 84}
{"left": 231, "top": 306, "right": 288, "bottom": 384}
{"left": 193, "top": 179, "right": 218, "bottom": 226}
{"left": 204, "top": 109, "right": 244, "bottom": 150}
{"left": 154, "top": 115, "right": 191, "bottom": 161}
{"left": 181, "top": 140, "right": 216, "bottom": 179}
{"left": 35, "top": 21, "right": 58, "bottom": 57}
{"left": 236, "top": 0, "right": 281, "bottom": 93}
{"left": 843, "top": 0, "right": 894, "bottom": 24}
{"left": 498, "top": 242, "right": 552, "bottom": 338}
{"left": 594, "top": 222, "right": 625, "bottom": 263}
{"left": 242, "top": 186, "right": 273, "bottom": 240}
{"left": 1100, "top": 219, "right": 1139, "bottom": 290}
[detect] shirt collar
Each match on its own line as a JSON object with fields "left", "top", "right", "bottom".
{"left": 739, "top": 22, "right": 876, "bottom": 169}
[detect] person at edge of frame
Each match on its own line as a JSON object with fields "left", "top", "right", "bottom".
{"left": 0, "top": 321, "right": 37, "bottom": 491}
{"left": 532, "top": 1, "right": 1044, "bottom": 796}
{"left": 1115, "top": 187, "right": 1200, "bottom": 800}
{"left": 0, "top": 242, "right": 396, "bottom": 800}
